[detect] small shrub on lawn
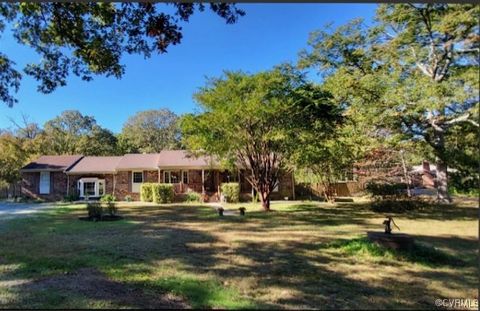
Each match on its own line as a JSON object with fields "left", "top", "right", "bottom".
{"left": 152, "top": 183, "right": 174, "bottom": 204}
{"left": 100, "top": 194, "right": 116, "bottom": 203}
{"left": 140, "top": 183, "right": 154, "bottom": 202}
{"left": 87, "top": 202, "right": 103, "bottom": 219}
{"left": 323, "top": 237, "right": 462, "bottom": 267}
{"left": 185, "top": 190, "right": 202, "bottom": 203}
{"left": 63, "top": 193, "right": 79, "bottom": 202}
{"left": 125, "top": 195, "right": 133, "bottom": 202}
{"left": 221, "top": 183, "right": 240, "bottom": 203}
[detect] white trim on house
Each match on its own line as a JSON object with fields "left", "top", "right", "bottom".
{"left": 77, "top": 177, "right": 105, "bottom": 197}
{"left": 132, "top": 171, "right": 143, "bottom": 193}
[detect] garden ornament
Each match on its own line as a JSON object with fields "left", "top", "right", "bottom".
{"left": 383, "top": 216, "right": 400, "bottom": 234}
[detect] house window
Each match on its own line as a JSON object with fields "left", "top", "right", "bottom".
{"left": 77, "top": 178, "right": 106, "bottom": 198}
{"left": 164, "top": 171, "right": 181, "bottom": 183}
{"left": 39, "top": 171, "right": 50, "bottom": 194}
{"left": 164, "top": 171, "right": 170, "bottom": 183}
{"left": 182, "top": 171, "right": 189, "bottom": 184}
{"left": 133, "top": 172, "right": 143, "bottom": 183}
{"left": 84, "top": 182, "right": 96, "bottom": 197}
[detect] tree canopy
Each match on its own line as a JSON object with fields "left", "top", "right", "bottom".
{"left": 181, "top": 67, "right": 342, "bottom": 210}
{"left": 120, "top": 108, "right": 180, "bottom": 153}
{"left": 299, "top": 4, "right": 479, "bottom": 202}
{"left": 0, "top": 2, "right": 244, "bottom": 106}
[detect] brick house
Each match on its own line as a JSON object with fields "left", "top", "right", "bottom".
{"left": 20, "top": 150, "right": 295, "bottom": 202}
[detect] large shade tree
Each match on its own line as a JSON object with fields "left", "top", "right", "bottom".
{"left": 120, "top": 109, "right": 180, "bottom": 153}
{"left": 0, "top": 2, "right": 244, "bottom": 106}
{"left": 42, "top": 110, "right": 118, "bottom": 155}
{"left": 181, "top": 67, "right": 341, "bottom": 211}
{"left": 299, "top": 4, "right": 479, "bottom": 202}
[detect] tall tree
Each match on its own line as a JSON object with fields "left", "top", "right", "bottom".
{"left": 0, "top": 3, "right": 244, "bottom": 106}
{"left": 182, "top": 67, "right": 341, "bottom": 211}
{"left": 299, "top": 4, "right": 479, "bottom": 202}
{"left": 0, "top": 132, "right": 26, "bottom": 193}
{"left": 42, "top": 110, "right": 118, "bottom": 155}
{"left": 120, "top": 109, "right": 180, "bottom": 153}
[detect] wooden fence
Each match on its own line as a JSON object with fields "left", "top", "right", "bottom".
{"left": 296, "top": 181, "right": 365, "bottom": 199}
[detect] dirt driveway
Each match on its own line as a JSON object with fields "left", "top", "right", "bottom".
{"left": 0, "top": 202, "right": 53, "bottom": 218}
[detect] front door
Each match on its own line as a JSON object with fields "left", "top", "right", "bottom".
{"left": 39, "top": 171, "right": 50, "bottom": 194}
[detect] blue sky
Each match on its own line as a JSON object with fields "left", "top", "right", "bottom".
{"left": 1, "top": 4, "right": 377, "bottom": 133}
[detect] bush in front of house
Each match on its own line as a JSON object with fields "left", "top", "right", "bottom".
{"left": 221, "top": 182, "right": 240, "bottom": 203}
{"left": 152, "top": 183, "right": 174, "bottom": 203}
{"left": 125, "top": 195, "right": 133, "bottom": 202}
{"left": 63, "top": 193, "right": 79, "bottom": 202}
{"left": 100, "top": 194, "right": 116, "bottom": 203}
{"left": 140, "top": 183, "right": 154, "bottom": 202}
{"left": 185, "top": 190, "right": 202, "bottom": 203}
{"left": 365, "top": 182, "right": 407, "bottom": 200}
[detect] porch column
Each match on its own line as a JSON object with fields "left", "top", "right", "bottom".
{"left": 113, "top": 174, "right": 116, "bottom": 195}
{"left": 202, "top": 169, "right": 205, "bottom": 193}
{"left": 66, "top": 175, "right": 70, "bottom": 195}
{"left": 158, "top": 168, "right": 161, "bottom": 183}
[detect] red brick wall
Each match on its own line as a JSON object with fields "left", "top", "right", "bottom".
{"left": 113, "top": 170, "right": 158, "bottom": 201}
{"left": 21, "top": 171, "right": 67, "bottom": 201}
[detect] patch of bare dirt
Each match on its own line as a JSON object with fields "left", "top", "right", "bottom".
{"left": 22, "top": 267, "right": 189, "bottom": 309}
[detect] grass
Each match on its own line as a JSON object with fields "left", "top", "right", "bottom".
{"left": 0, "top": 198, "right": 477, "bottom": 309}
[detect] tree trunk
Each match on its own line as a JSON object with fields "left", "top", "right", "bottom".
{"left": 436, "top": 157, "right": 451, "bottom": 203}
{"left": 259, "top": 191, "right": 271, "bottom": 211}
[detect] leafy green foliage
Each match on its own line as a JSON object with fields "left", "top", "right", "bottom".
{"left": 151, "top": 183, "right": 174, "bottom": 204}
{"left": 181, "top": 66, "right": 341, "bottom": 210}
{"left": 369, "top": 198, "right": 435, "bottom": 214}
{"left": 100, "top": 194, "right": 116, "bottom": 203}
{"left": 184, "top": 190, "right": 202, "bottom": 203}
{"left": 0, "top": 3, "right": 244, "bottom": 106}
{"left": 140, "top": 183, "right": 153, "bottom": 202}
{"left": 221, "top": 183, "right": 240, "bottom": 203}
{"left": 86, "top": 202, "right": 103, "bottom": 219}
{"left": 62, "top": 193, "right": 79, "bottom": 202}
{"left": 365, "top": 182, "right": 407, "bottom": 200}
{"left": 324, "top": 237, "right": 462, "bottom": 267}
{"left": 124, "top": 195, "right": 133, "bottom": 202}
{"left": 299, "top": 4, "right": 479, "bottom": 202}
{"left": 120, "top": 109, "right": 180, "bottom": 153}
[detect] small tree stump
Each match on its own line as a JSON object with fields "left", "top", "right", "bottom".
{"left": 367, "top": 231, "right": 414, "bottom": 251}
{"left": 239, "top": 207, "right": 246, "bottom": 216}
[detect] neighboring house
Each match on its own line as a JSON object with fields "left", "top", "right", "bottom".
{"left": 410, "top": 160, "right": 458, "bottom": 189}
{"left": 20, "top": 150, "right": 294, "bottom": 202}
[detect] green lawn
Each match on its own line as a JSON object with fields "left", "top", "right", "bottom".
{"left": 0, "top": 199, "right": 477, "bottom": 309}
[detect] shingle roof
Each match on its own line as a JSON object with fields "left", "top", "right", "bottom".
{"left": 115, "top": 153, "right": 161, "bottom": 170}
{"left": 157, "top": 150, "right": 219, "bottom": 168}
{"left": 21, "top": 150, "right": 222, "bottom": 173}
{"left": 21, "top": 155, "right": 83, "bottom": 171}
{"left": 67, "top": 156, "right": 123, "bottom": 173}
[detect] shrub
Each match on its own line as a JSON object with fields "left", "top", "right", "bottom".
{"left": 221, "top": 183, "right": 240, "bottom": 203}
{"left": 185, "top": 190, "right": 202, "bottom": 203}
{"left": 63, "top": 193, "right": 79, "bottom": 202}
{"left": 140, "top": 183, "right": 154, "bottom": 202}
{"left": 365, "top": 182, "right": 407, "bottom": 200}
{"left": 105, "top": 202, "right": 117, "bottom": 216}
{"left": 100, "top": 194, "right": 116, "bottom": 203}
{"left": 370, "top": 198, "right": 434, "bottom": 213}
{"left": 152, "top": 183, "right": 174, "bottom": 204}
{"left": 87, "top": 202, "right": 103, "bottom": 219}
{"left": 125, "top": 195, "right": 133, "bottom": 202}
